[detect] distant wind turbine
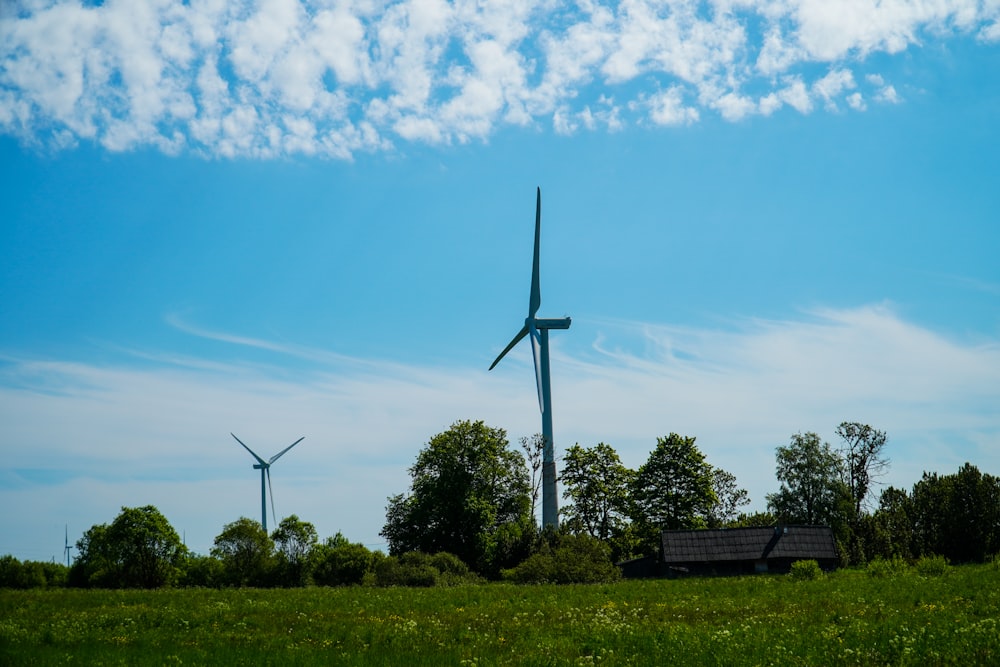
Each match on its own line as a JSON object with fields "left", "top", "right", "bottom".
{"left": 63, "top": 525, "right": 73, "bottom": 567}
{"left": 231, "top": 433, "right": 304, "bottom": 533}
{"left": 489, "top": 187, "right": 571, "bottom": 529}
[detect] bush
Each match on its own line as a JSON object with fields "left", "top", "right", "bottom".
{"left": 502, "top": 534, "right": 620, "bottom": 584}
{"left": 866, "top": 556, "right": 909, "bottom": 578}
{"left": 178, "top": 554, "right": 224, "bottom": 587}
{"left": 312, "top": 536, "right": 375, "bottom": 587}
{"left": 915, "top": 554, "right": 949, "bottom": 576}
{"left": 372, "top": 551, "right": 480, "bottom": 587}
{"left": 789, "top": 559, "right": 823, "bottom": 581}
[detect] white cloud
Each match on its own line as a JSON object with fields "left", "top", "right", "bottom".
{"left": 2, "top": 304, "right": 999, "bottom": 558}
{"left": 812, "top": 67, "right": 856, "bottom": 110}
{"left": 1, "top": 0, "right": 998, "bottom": 158}
{"left": 645, "top": 86, "right": 699, "bottom": 125}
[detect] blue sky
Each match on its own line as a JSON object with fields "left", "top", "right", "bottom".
{"left": 2, "top": 0, "right": 999, "bottom": 562}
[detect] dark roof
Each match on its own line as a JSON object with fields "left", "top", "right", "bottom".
{"left": 661, "top": 526, "right": 837, "bottom": 563}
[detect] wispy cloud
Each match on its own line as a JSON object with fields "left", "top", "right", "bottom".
{"left": 2, "top": 304, "right": 998, "bottom": 558}
{"left": 2, "top": 1, "right": 996, "bottom": 157}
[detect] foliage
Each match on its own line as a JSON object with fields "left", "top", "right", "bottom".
{"left": 502, "top": 532, "right": 621, "bottom": 584}
{"left": 866, "top": 556, "right": 910, "bottom": 578}
{"left": 371, "top": 551, "right": 480, "bottom": 587}
{"left": 835, "top": 422, "right": 889, "bottom": 518}
{"left": 519, "top": 433, "right": 544, "bottom": 521}
{"left": 177, "top": 553, "right": 224, "bottom": 588}
{"left": 631, "top": 434, "right": 716, "bottom": 554}
{"left": 730, "top": 511, "right": 780, "bottom": 528}
{"left": 0, "top": 556, "right": 67, "bottom": 589}
{"left": 766, "top": 432, "right": 850, "bottom": 527}
{"left": 789, "top": 559, "right": 823, "bottom": 581}
{"left": 69, "top": 506, "right": 186, "bottom": 589}
{"left": 560, "top": 442, "right": 634, "bottom": 541}
{"left": 910, "top": 463, "right": 1000, "bottom": 563}
{"left": 870, "top": 486, "right": 915, "bottom": 560}
{"left": 210, "top": 517, "right": 274, "bottom": 586}
{"left": 311, "top": 533, "right": 376, "bottom": 587}
{"left": 380, "top": 420, "right": 534, "bottom": 576}
{"left": 4, "top": 564, "right": 1000, "bottom": 665}
{"left": 271, "top": 514, "right": 318, "bottom": 586}
{"left": 915, "top": 554, "right": 950, "bottom": 577}
{"left": 706, "top": 468, "right": 751, "bottom": 528}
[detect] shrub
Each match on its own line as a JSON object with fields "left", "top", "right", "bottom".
{"left": 372, "top": 551, "right": 480, "bottom": 587}
{"left": 915, "top": 554, "right": 949, "bottom": 576}
{"left": 866, "top": 556, "right": 909, "bottom": 578}
{"left": 178, "top": 554, "right": 225, "bottom": 587}
{"left": 312, "top": 536, "right": 375, "bottom": 587}
{"left": 503, "top": 534, "right": 620, "bottom": 584}
{"left": 789, "top": 559, "right": 823, "bottom": 581}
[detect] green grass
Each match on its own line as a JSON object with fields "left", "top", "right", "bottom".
{"left": 2, "top": 564, "right": 999, "bottom": 665}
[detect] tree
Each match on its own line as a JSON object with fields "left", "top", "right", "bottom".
{"left": 631, "top": 434, "right": 716, "bottom": 554}
{"left": 271, "top": 515, "right": 318, "bottom": 586}
{"left": 910, "top": 463, "right": 1000, "bottom": 563}
{"left": 70, "top": 506, "right": 186, "bottom": 588}
{"left": 836, "top": 422, "right": 890, "bottom": 518}
{"left": 705, "top": 468, "right": 750, "bottom": 528}
{"left": 766, "top": 432, "right": 849, "bottom": 526}
{"left": 380, "top": 420, "right": 534, "bottom": 576}
{"left": 520, "top": 433, "right": 544, "bottom": 522}
{"left": 870, "top": 486, "right": 914, "bottom": 560}
{"left": 560, "top": 442, "right": 634, "bottom": 541}
{"left": 211, "top": 517, "right": 274, "bottom": 586}
{"left": 312, "top": 533, "right": 375, "bottom": 587}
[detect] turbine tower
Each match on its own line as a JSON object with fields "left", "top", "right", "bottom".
{"left": 63, "top": 525, "right": 73, "bottom": 567}
{"left": 231, "top": 433, "right": 304, "bottom": 533}
{"left": 489, "top": 187, "right": 571, "bottom": 529}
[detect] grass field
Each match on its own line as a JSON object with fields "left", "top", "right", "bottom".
{"left": 2, "top": 563, "right": 999, "bottom": 665}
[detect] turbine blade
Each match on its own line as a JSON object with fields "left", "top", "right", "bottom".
{"left": 530, "top": 322, "right": 544, "bottom": 414}
{"left": 266, "top": 468, "right": 276, "bottom": 530}
{"left": 529, "top": 187, "right": 542, "bottom": 318}
{"left": 489, "top": 324, "right": 529, "bottom": 370}
{"left": 231, "top": 433, "right": 267, "bottom": 466}
{"left": 269, "top": 436, "right": 305, "bottom": 464}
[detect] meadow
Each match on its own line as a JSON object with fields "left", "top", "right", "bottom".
{"left": 2, "top": 563, "right": 999, "bottom": 666}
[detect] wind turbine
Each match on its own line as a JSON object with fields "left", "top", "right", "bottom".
{"left": 231, "top": 433, "right": 304, "bottom": 533}
{"left": 489, "top": 187, "right": 571, "bottom": 529}
{"left": 63, "top": 525, "right": 73, "bottom": 567}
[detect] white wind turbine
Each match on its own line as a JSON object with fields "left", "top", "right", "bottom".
{"left": 489, "top": 187, "right": 571, "bottom": 529}
{"left": 231, "top": 433, "right": 304, "bottom": 533}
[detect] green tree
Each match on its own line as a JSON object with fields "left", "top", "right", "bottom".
{"left": 630, "top": 434, "right": 716, "bottom": 554}
{"left": 911, "top": 463, "right": 1000, "bottom": 563}
{"left": 311, "top": 533, "right": 375, "bottom": 587}
{"left": 520, "top": 433, "right": 544, "bottom": 522}
{"left": 271, "top": 515, "right": 318, "bottom": 586}
{"left": 380, "top": 420, "right": 534, "bottom": 576}
{"left": 871, "top": 486, "right": 914, "bottom": 560}
{"left": 766, "top": 432, "right": 849, "bottom": 526}
{"left": 211, "top": 517, "right": 274, "bottom": 586}
{"left": 836, "top": 422, "right": 890, "bottom": 518}
{"left": 705, "top": 468, "right": 750, "bottom": 528}
{"left": 560, "top": 442, "right": 634, "bottom": 541}
{"left": 69, "top": 506, "right": 186, "bottom": 588}
{"left": 0, "top": 555, "right": 56, "bottom": 589}
{"left": 731, "top": 511, "right": 779, "bottom": 527}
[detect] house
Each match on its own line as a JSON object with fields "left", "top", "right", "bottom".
{"left": 616, "top": 525, "right": 840, "bottom": 578}
{"left": 658, "top": 525, "right": 839, "bottom": 576}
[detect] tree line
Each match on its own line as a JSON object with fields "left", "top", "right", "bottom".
{"left": 3, "top": 419, "right": 999, "bottom": 589}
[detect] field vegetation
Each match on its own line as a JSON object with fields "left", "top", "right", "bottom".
{"left": 3, "top": 560, "right": 999, "bottom": 665}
